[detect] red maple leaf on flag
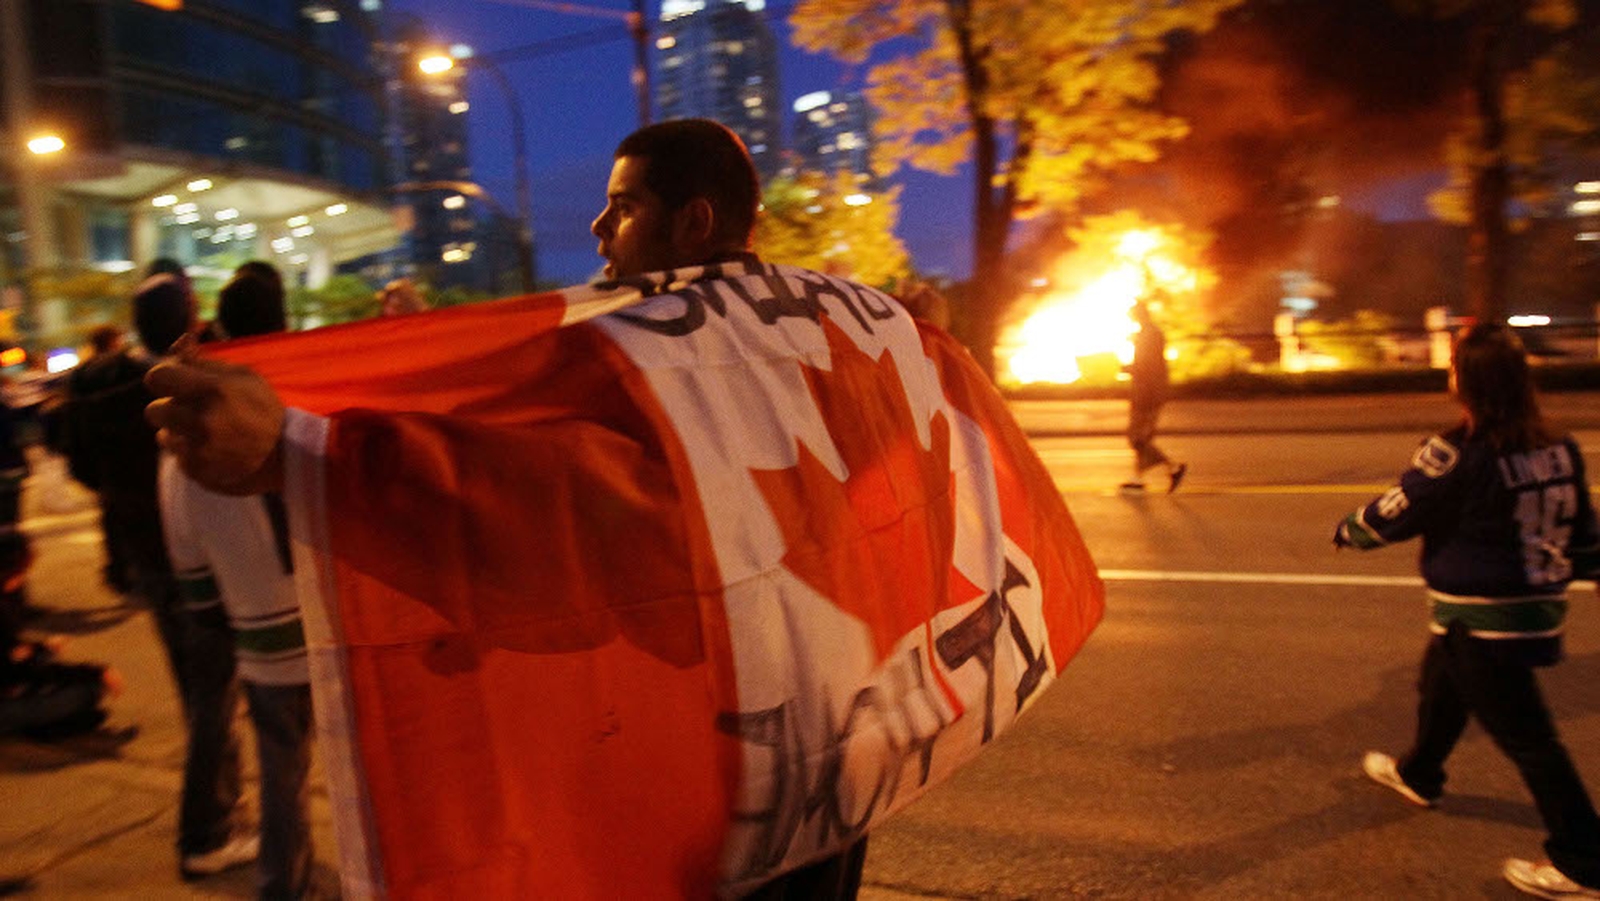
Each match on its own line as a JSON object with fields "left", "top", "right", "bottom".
{"left": 750, "top": 318, "right": 981, "bottom": 666}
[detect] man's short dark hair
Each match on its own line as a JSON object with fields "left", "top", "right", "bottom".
{"left": 132, "top": 275, "right": 193, "bottom": 354}
{"left": 614, "top": 118, "right": 760, "bottom": 247}
{"left": 146, "top": 257, "right": 187, "bottom": 281}
{"left": 218, "top": 272, "right": 287, "bottom": 339}
{"left": 235, "top": 260, "right": 284, "bottom": 292}
{"left": 87, "top": 324, "right": 123, "bottom": 355}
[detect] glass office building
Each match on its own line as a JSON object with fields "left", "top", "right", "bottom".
{"left": 1, "top": 0, "right": 400, "bottom": 345}
{"left": 654, "top": 0, "right": 782, "bottom": 179}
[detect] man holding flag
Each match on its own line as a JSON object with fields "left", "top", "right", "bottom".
{"left": 146, "top": 120, "right": 1104, "bottom": 899}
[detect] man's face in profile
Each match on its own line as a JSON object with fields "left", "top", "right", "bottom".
{"left": 591, "top": 156, "right": 679, "bottom": 279}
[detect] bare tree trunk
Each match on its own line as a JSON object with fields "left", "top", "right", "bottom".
{"left": 1466, "top": 1, "right": 1516, "bottom": 322}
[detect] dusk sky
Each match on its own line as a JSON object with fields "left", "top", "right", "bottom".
{"left": 384, "top": 0, "right": 1486, "bottom": 288}
{"left": 386, "top": 0, "right": 974, "bottom": 286}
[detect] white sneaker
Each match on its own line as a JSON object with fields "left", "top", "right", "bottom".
{"left": 1361, "top": 751, "right": 1436, "bottom": 808}
{"left": 180, "top": 833, "right": 259, "bottom": 880}
{"left": 1504, "top": 858, "right": 1600, "bottom": 899}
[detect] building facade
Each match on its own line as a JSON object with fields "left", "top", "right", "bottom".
{"left": 654, "top": 0, "right": 781, "bottom": 179}
{"left": 1, "top": 0, "right": 399, "bottom": 347}
{"left": 788, "top": 89, "right": 874, "bottom": 182}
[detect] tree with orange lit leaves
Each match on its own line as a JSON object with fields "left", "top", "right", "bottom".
{"left": 789, "top": 0, "right": 1244, "bottom": 378}
{"left": 754, "top": 169, "right": 913, "bottom": 289}
{"left": 1393, "top": 0, "right": 1587, "bottom": 320}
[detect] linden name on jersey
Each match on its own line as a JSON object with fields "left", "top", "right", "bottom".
{"left": 1498, "top": 444, "right": 1576, "bottom": 491}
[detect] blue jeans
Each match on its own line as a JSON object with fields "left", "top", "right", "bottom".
{"left": 172, "top": 603, "right": 243, "bottom": 858}
{"left": 244, "top": 681, "right": 314, "bottom": 900}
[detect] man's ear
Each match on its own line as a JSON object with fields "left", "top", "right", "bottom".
{"left": 673, "top": 197, "right": 717, "bottom": 254}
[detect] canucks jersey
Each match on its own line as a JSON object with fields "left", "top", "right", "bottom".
{"left": 1338, "top": 426, "right": 1599, "bottom": 650}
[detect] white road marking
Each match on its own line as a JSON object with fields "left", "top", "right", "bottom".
{"left": 1100, "top": 569, "right": 1597, "bottom": 592}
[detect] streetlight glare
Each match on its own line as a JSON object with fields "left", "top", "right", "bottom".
{"left": 26, "top": 135, "right": 66, "bottom": 155}
{"left": 418, "top": 55, "right": 455, "bottom": 75}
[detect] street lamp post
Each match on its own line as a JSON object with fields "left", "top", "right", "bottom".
{"left": 418, "top": 53, "right": 537, "bottom": 294}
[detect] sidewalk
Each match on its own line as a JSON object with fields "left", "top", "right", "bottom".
{"left": 0, "top": 454, "right": 340, "bottom": 900}
{"left": 0, "top": 457, "right": 920, "bottom": 901}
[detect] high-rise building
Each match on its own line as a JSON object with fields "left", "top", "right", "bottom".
{"left": 383, "top": 24, "right": 479, "bottom": 290}
{"left": 371, "top": 17, "right": 528, "bottom": 296}
{"left": 789, "top": 90, "right": 874, "bottom": 182}
{"left": 654, "top": 0, "right": 781, "bottom": 179}
{"left": 0, "top": 0, "right": 399, "bottom": 346}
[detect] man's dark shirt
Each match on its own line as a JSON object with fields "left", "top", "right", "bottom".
{"left": 63, "top": 349, "right": 159, "bottom": 497}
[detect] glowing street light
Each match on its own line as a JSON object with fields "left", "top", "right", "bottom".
{"left": 418, "top": 55, "right": 455, "bottom": 75}
{"left": 26, "top": 134, "right": 65, "bottom": 155}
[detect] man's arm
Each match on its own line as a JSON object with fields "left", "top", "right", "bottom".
{"left": 145, "top": 348, "right": 286, "bottom": 496}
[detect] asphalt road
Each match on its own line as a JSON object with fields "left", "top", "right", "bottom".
{"left": 4, "top": 391, "right": 1599, "bottom": 899}
{"left": 863, "top": 393, "right": 1600, "bottom": 900}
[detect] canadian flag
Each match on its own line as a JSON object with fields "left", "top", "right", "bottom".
{"left": 212, "top": 259, "right": 1104, "bottom": 899}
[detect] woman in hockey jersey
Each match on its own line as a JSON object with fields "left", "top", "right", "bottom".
{"left": 1334, "top": 322, "right": 1600, "bottom": 899}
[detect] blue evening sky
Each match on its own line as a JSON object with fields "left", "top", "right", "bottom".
{"left": 385, "top": 0, "right": 975, "bottom": 287}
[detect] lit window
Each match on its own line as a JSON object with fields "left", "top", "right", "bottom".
{"left": 287, "top": 215, "right": 311, "bottom": 227}
{"left": 303, "top": 4, "right": 340, "bottom": 23}
{"left": 442, "top": 195, "right": 467, "bottom": 210}
{"left": 325, "top": 203, "right": 348, "bottom": 216}
{"left": 1572, "top": 199, "right": 1600, "bottom": 215}
{"left": 152, "top": 194, "right": 177, "bottom": 208}
{"left": 656, "top": 36, "right": 676, "bottom": 50}
{"left": 291, "top": 225, "right": 315, "bottom": 238}
{"left": 449, "top": 100, "right": 470, "bottom": 114}
{"left": 173, "top": 202, "right": 198, "bottom": 215}
{"left": 215, "top": 208, "right": 239, "bottom": 221}
{"left": 187, "top": 178, "right": 213, "bottom": 192}
{"left": 794, "top": 91, "right": 830, "bottom": 113}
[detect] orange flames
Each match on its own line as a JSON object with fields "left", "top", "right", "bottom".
{"left": 1000, "top": 226, "right": 1208, "bottom": 386}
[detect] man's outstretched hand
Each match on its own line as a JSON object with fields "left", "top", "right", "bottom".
{"left": 145, "top": 342, "right": 286, "bottom": 496}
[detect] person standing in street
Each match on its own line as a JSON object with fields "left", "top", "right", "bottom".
{"left": 62, "top": 324, "right": 134, "bottom": 592}
{"left": 69, "top": 274, "right": 255, "bottom": 879}
{"left": 1334, "top": 322, "right": 1600, "bottom": 899}
{"left": 1122, "top": 299, "right": 1186, "bottom": 494}
{"left": 161, "top": 267, "right": 314, "bottom": 900}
